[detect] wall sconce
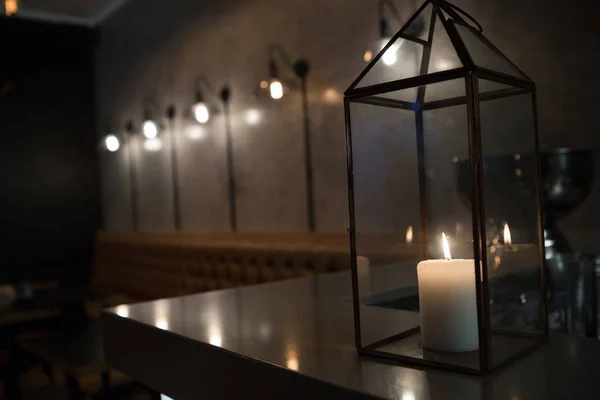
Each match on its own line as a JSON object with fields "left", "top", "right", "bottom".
{"left": 142, "top": 105, "right": 160, "bottom": 140}
{"left": 191, "top": 76, "right": 237, "bottom": 231}
{"left": 263, "top": 44, "right": 315, "bottom": 232}
{"left": 192, "top": 79, "right": 211, "bottom": 124}
{"left": 192, "top": 76, "right": 220, "bottom": 124}
{"left": 104, "top": 133, "right": 121, "bottom": 152}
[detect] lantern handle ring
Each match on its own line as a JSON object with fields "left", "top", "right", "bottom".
{"left": 439, "top": 0, "right": 483, "bottom": 34}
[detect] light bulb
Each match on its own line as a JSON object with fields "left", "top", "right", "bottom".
{"left": 380, "top": 39, "right": 403, "bottom": 67}
{"left": 142, "top": 120, "right": 158, "bottom": 139}
{"left": 143, "top": 138, "right": 162, "bottom": 152}
{"left": 193, "top": 102, "right": 210, "bottom": 124}
{"left": 270, "top": 80, "right": 283, "bottom": 100}
{"left": 104, "top": 135, "right": 120, "bottom": 152}
{"left": 382, "top": 46, "right": 397, "bottom": 66}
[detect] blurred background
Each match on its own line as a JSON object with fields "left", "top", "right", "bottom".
{"left": 1, "top": 0, "right": 600, "bottom": 397}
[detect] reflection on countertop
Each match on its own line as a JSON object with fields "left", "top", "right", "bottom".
{"left": 103, "top": 267, "right": 600, "bottom": 400}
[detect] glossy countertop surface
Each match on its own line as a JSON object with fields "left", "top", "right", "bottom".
{"left": 104, "top": 266, "right": 600, "bottom": 400}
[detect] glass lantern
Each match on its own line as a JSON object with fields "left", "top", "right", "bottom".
{"left": 344, "top": 0, "right": 547, "bottom": 374}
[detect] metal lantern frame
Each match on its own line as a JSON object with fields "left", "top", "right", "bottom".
{"left": 344, "top": 0, "right": 548, "bottom": 374}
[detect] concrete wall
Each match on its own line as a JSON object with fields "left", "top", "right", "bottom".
{"left": 95, "top": 0, "right": 600, "bottom": 249}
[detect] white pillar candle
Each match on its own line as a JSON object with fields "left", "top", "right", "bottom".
{"left": 416, "top": 234, "right": 479, "bottom": 353}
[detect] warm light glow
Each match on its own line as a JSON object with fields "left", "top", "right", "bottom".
{"left": 442, "top": 233, "right": 451, "bottom": 261}
{"left": 380, "top": 39, "right": 403, "bottom": 66}
{"left": 142, "top": 120, "right": 158, "bottom": 139}
{"left": 155, "top": 317, "right": 169, "bottom": 330}
{"left": 259, "top": 323, "right": 272, "bottom": 339}
{"left": 382, "top": 48, "right": 397, "bottom": 66}
{"left": 436, "top": 58, "right": 453, "bottom": 70}
{"left": 209, "top": 331, "right": 223, "bottom": 347}
{"left": 286, "top": 349, "right": 299, "bottom": 371}
{"left": 260, "top": 80, "right": 269, "bottom": 89}
{"left": 105, "top": 135, "right": 120, "bottom": 152}
{"left": 504, "top": 223, "right": 512, "bottom": 246}
{"left": 402, "top": 391, "right": 416, "bottom": 400}
{"left": 245, "top": 109, "right": 261, "bottom": 125}
{"left": 143, "top": 138, "right": 162, "bottom": 152}
{"left": 406, "top": 226, "right": 413, "bottom": 244}
{"left": 193, "top": 102, "right": 210, "bottom": 124}
{"left": 5, "top": 0, "right": 17, "bottom": 15}
{"left": 186, "top": 125, "right": 206, "bottom": 140}
{"left": 363, "top": 50, "right": 373, "bottom": 62}
{"left": 270, "top": 80, "right": 283, "bottom": 99}
{"left": 115, "top": 305, "right": 129, "bottom": 318}
{"left": 323, "top": 88, "right": 342, "bottom": 104}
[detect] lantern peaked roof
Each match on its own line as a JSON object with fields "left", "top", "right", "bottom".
{"left": 345, "top": 0, "right": 533, "bottom": 97}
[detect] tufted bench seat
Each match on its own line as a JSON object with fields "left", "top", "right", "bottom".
{"left": 91, "top": 232, "right": 351, "bottom": 302}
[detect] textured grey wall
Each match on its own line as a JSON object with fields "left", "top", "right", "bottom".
{"left": 95, "top": 0, "right": 600, "bottom": 245}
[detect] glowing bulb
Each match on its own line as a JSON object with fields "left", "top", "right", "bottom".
{"left": 116, "top": 305, "right": 129, "bottom": 318}
{"left": 402, "top": 391, "right": 416, "bottom": 400}
{"left": 380, "top": 39, "right": 403, "bottom": 67}
{"left": 193, "top": 102, "right": 210, "bottom": 124}
{"left": 270, "top": 80, "right": 283, "bottom": 100}
{"left": 105, "top": 135, "right": 120, "bottom": 152}
{"left": 504, "top": 223, "right": 512, "bottom": 246}
{"left": 246, "top": 109, "right": 261, "bottom": 125}
{"left": 406, "top": 226, "right": 413, "bottom": 244}
{"left": 142, "top": 120, "right": 158, "bottom": 139}
{"left": 382, "top": 48, "right": 397, "bottom": 65}
{"left": 143, "top": 138, "right": 162, "bottom": 152}
{"left": 260, "top": 80, "right": 269, "bottom": 89}
{"left": 442, "top": 233, "right": 451, "bottom": 261}
{"left": 364, "top": 50, "right": 373, "bottom": 62}
{"left": 187, "top": 125, "right": 205, "bottom": 140}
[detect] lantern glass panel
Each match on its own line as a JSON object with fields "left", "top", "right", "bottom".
{"left": 477, "top": 83, "right": 544, "bottom": 368}
{"left": 355, "top": 2, "right": 462, "bottom": 89}
{"left": 349, "top": 78, "right": 492, "bottom": 372}
{"left": 454, "top": 23, "right": 527, "bottom": 80}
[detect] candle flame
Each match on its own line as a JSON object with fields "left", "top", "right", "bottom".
{"left": 442, "top": 233, "right": 451, "bottom": 261}
{"left": 406, "top": 225, "right": 413, "bottom": 244}
{"left": 504, "top": 223, "right": 512, "bottom": 246}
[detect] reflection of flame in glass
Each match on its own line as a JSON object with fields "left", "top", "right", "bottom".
{"left": 494, "top": 256, "right": 501, "bottom": 269}
{"left": 504, "top": 223, "right": 512, "bottom": 246}
{"left": 406, "top": 226, "right": 413, "bottom": 244}
{"left": 286, "top": 348, "right": 299, "bottom": 371}
{"left": 442, "top": 233, "right": 451, "bottom": 261}
{"left": 116, "top": 305, "right": 129, "bottom": 318}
